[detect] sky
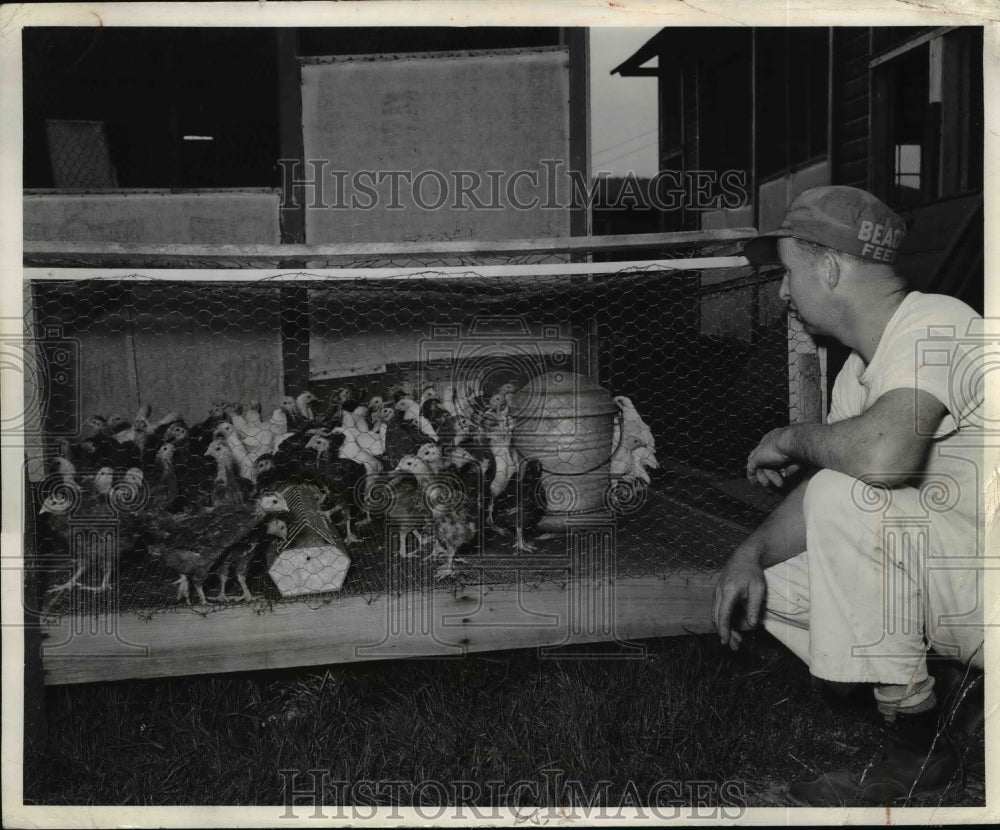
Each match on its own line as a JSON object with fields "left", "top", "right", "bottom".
{"left": 589, "top": 27, "right": 660, "bottom": 179}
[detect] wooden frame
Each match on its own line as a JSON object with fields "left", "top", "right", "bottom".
{"left": 23, "top": 232, "right": 781, "bottom": 686}
{"left": 23, "top": 229, "right": 754, "bottom": 269}
{"left": 42, "top": 572, "right": 722, "bottom": 685}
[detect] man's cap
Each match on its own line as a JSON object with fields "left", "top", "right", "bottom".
{"left": 742, "top": 186, "right": 906, "bottom": 266}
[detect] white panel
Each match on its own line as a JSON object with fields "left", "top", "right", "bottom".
{"left": 700, "top": 204, "right": 754, "bottom": 231}
{"left": 301, "top": 49, "right": 571, "bottom": 243}
{"left": 758, "top": 160, "right": 830, "bottom": 232}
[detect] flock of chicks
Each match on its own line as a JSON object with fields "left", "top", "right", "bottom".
{"left": 41, "top": 379, "right": 646, "bottom": 603}
{"left": 39, "top": 379, "right": 659, "bottom": 603}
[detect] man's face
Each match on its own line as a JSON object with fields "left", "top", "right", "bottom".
{"left": 777, "top": 237, "right": 829, "bottom": 337}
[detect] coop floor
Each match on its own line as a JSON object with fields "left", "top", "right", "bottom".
{"left": 39, "top": 477, "right": 765, "bottom": 619}
{"left": 35, "top": 470, "right": 775, "bottom": 684}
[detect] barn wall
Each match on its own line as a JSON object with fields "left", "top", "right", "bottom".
{"left": 300, "top": 48, "right": 571, "bottom": 243}
{"left": 24, "top": 190, "right": 281, "bottom": 244}
{"left": 830, "top": 28, "right": 872, "bottom": 189}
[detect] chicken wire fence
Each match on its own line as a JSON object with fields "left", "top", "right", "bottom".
{"left": 43, "top": 119, "right": 119, "bottom": 189}
{"left": 22, "top": 257, "right": 816, "bottom": 616}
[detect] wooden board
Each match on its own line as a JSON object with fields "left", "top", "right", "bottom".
{"left": 23, "top": 229, "right": 757, "bottom": 269}
{"left": 24, "top": 190, "right": 281, "bottom": 245}
{"left": 40, "top": 571, "right": 721, "bottom": 685}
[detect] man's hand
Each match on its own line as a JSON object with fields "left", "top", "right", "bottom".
{"left": 747, "top": 427, "right": 801, "bottom": 490}
{"left": 712, "top": 552, "right": 766, "bottom": 651}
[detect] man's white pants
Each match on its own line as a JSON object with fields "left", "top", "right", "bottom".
{"left": 761, "top": 469, "right": 984, "bottom": 684}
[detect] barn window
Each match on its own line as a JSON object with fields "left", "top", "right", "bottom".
{"left": 870, "top": 27, "right": 983, "bottom": 208}
{"left": 893, "top": 144, "right": 921, "bottom": 191}
{"left": 23, "top": 27, "right": 563, "bottom": 190}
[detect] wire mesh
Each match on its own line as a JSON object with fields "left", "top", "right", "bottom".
{"left": 23, "top": 257, "right": 817, "bottom": 617}
{"left": 44, "top": 120, "right": 119, "bottom": 189}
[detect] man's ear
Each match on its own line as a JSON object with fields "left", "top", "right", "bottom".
{"left": 820, "top": 250, "right": 841, "bottom": 290}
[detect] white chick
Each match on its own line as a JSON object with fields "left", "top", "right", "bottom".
{"left": 440, "top": 386, "right": 458, "bottom": 417}
{"left": 238, "top": 401, "right": 275, "bottom": 461}
{"left": 395, "top": 396, "right": 439, "bottom": 441}
{"left": 613, "top": 396, "right": 656, "bottom": 451}
{"left": 296, "top": 391, "right": 317, "bottom": 421}
{"left": 213, "top": 422, "right": 256, "bottom": 482}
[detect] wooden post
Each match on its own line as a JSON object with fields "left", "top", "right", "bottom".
{"left": 787, "top": 313, "right": 824, "bottom": 424}
{"left": 23, "top": 468, "right": 47, "bottom": 751}
{"left": 275, "top": 30, "right": 311, "bottom": 396}
{"left": 563, "top": 28, "right": 591, "bottom": 240}
{"left": 276, "top": 29, "right": 306, "bottom": 245}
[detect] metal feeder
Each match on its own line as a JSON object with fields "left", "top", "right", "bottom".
{"left": 268, "top": 483, "right": 351, "bottom": 596}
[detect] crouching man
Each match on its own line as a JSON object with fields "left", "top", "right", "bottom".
{"left": 713, "top": 186, "right": 985, "bottom": 806}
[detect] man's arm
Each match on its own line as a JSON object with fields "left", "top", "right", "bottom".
{"left": 712, "top": 476, "right": 811, "bottom": 650}
{"left": 747, "top": 388, "right": 946, "bottom": 489}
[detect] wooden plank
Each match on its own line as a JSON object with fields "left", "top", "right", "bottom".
{"left": 617, "top": 67, "right": 658, "bottom": 77}
{"left": 837, "top": 120, "right": 869, "bottom": 147}
{"left": 838, "top": 134, "right": 869, "bottom": 158}
{"left": 24, "top": 187, "right": 282, "bottom": 196}
{"left": 838, "top": 96, "right": 868, "bottom": 125}
{"left": 868, "top": 27, "right": 956, "bottom": 69}
{"left": 24, "top": 256, "right": 749, "bottom": 283}
{"left": 837, "top": 159, "right": 869, "bottom": 188}
{"left": 300, "top": 46, "right": 569, "bottom": 66}
{"left": 841, "top": 53, "right": 873, "bottom": 80}
{"left": 41, "top": 571, "right": 722, "bottom": 685}
{"left": 23, "top": 229, "right": 757, "bottom": 267}
{"left": 840, "top": 74, "right": 869, "bottom": 104}
{"left": 24, "top": 191, "right": 282, "bottom": 245}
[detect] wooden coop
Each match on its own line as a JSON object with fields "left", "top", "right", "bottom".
{"left": 20, "top": 231, "right": 822, "bottom": 686}
{"left": 18, "top": 33, "right": 822, "bottom": 686}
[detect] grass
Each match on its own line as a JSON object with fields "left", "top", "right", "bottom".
{"left": 23, "top": 632, "right": 985, "bottom": 810}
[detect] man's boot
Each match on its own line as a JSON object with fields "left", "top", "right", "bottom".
{"left": 788, "top": 701, "right": 964, "bottom": 806}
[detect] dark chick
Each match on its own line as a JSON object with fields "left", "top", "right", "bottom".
{"left": 148, "top": 492, "right": 289, "bottom": 605}
{"left": 304, "top": 433, "right": 367, "bottom": 544}
{"left": 393, "top": 454, "right": 478, "bottom": 580}
{"left": 215, "top": 518, "right": 288, "bottom": 602}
